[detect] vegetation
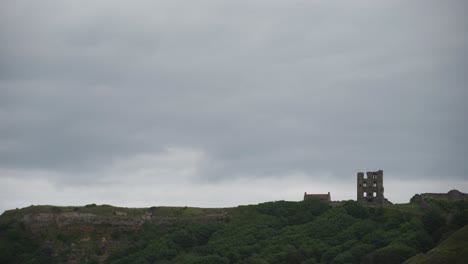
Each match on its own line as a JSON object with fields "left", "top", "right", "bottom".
{"left": 404, "top": 225, "right": 468, "bottom": 264}
{"left": 0, "top": 219, "right": 57, "bottom": 264}
{"left": 0, "top": 198, "right": 467, "bottom": 263}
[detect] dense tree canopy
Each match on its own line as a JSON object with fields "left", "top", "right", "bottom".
{"left": 104, "top": 199, "right": 466, "bottom": 264}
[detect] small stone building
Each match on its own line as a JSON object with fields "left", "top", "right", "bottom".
{"left": 304, "top": 192, "right": 331, "bottom": 202}
{"left": 357, "top": 170, "right": 389, "bottom": 205}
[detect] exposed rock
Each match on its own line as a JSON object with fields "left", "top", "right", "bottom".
{"left": 113, "top": 211, "right": 127, "bottom": 216}
{"left": 9, "top": 206, "right": 230, "bottom": 263}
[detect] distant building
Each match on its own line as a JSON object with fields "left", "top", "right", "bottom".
{"left": 357, "top": 170, "right": 391, "bottom": 205}
{"left": 304, "top": 192, "right": 331, "bottom": 202}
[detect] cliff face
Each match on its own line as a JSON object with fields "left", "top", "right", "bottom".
{"left": 21, "top": 211, "right": 228, "bottom": 233}
{"left": 0, "top": 205, "right": 229, "bottom": 263}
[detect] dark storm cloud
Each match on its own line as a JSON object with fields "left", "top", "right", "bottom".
{"left": 1, "top": 0, "right": 467, "bottom": 211}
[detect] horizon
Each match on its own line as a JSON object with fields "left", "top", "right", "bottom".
{"left": 3, "top": 187, "right": 466, "bottom": 213}
{"left": 1, "top": 1, "right": 467, "bottom": 214}
{"left": 2, "top": 175, "right": 466, "bottom": 213}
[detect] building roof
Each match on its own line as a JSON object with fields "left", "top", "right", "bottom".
{"left": 304, "top": 192, "right": 331, "bottom": 201}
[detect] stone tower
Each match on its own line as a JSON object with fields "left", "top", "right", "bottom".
{"left": 357, "top": 170, "right": 385, "bottom": 205}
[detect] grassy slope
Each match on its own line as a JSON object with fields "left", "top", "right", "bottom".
{"left": 404, "top": 224, "right": 468, "bottom": 264}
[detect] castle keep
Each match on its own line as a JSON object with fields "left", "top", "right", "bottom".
{"left": 357, "top": 170, "right": 387, "bottom": 205}
{"left": 304, "top": 170, "right": 392, "bottom": 205}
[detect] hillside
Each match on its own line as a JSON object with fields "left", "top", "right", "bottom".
{"left": 0, "top": 197, "right": 467, "bottom": 264}
{"left": 404, "top": 225, "right": 468, "bottom": 264}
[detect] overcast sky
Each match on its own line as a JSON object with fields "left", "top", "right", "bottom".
{"left": 1, "top": 0, "right": 467, "bottom": 213}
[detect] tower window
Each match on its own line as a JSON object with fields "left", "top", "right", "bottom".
{"left": 373, "top": 183, "right": 377, "bottom": 187}
{"left": 363, "top": 192, "right": 367, "bottom": 197}
{"left": 373, "top": 192, "right": 377, "bottom": 197}
{"left": 363, "top": 183, "right": 367, "bottom": 187}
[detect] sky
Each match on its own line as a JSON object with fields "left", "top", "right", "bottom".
{"left": 1, "top": 0, "right": 467, "bottom": 213}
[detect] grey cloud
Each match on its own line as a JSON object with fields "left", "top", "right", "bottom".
{"left": 0, "top": 0, "right": 467, "bottom": 211}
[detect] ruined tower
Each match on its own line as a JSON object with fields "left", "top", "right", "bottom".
{"left": 357, "top": 170, "right": 385, "bottom": 205}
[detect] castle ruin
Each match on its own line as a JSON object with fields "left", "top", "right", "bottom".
{"left": 357, "top": 170, "right": 390, "bottom": 205}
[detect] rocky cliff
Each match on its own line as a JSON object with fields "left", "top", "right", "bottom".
{"left": 0, "top": 204, "right": 229, "bottom": 263}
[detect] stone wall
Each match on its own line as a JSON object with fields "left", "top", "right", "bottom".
{"left": 357, "top": 170, "right": 388, "bottom": 205}
{"left": 410, "top": 189, "right": 468, "bottom": 203}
